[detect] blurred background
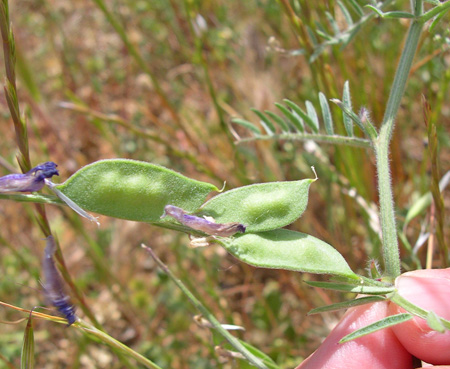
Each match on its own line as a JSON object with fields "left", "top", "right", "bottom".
{"left": 0, "top": 0, "right": 448, "bottom": 367}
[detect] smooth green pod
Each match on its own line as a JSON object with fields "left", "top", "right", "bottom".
{"left": 221, "top": 229, "right": 358, "bottom": 279}
{"left": 199, "top": 178, "right": 315, "bottom": 232}
{"left": 55, "top": 159, "right": 218, "bottom": 222}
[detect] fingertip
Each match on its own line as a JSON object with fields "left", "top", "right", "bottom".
{"left": 389, "top": 268, "right": 450, "bottom": 365}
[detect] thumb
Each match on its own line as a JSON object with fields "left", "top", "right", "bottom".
{"left": 389, "top": 268, "right": 450, "bottom": 365}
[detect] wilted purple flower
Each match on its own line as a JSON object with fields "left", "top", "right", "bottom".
{"left": 162, "top": 205, "right": 246, "bottom": 237}
{"left": 42, "top": 236, "right": 77, "bottom": 326}
{"left": 0, "top": 162, "right": 59, "bottom": 193}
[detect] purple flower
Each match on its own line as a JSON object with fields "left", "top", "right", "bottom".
{"left": 0, "top": 162, "right": 59, "bottom": 193}
{"left": 42, "top": 236, "right": 77, "bottom": 326}
{"left": 162, "top": 205, "right": 246, "bottom": 237}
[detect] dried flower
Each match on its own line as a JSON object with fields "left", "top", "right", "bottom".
{"left": 162, "top": 205, "right": 246, "bottom": 237}
{"left": 42, "top": 236, "right": 77, "bottom": 326}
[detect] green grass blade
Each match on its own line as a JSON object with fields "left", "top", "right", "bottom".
{"left": 21, "top": 315, "right": 35, "bottom": 369}
{"left": 78, "top": 320, "right": 163, "bottom": 369}
{"left": 237, "top": 340, "right": 280, "bottom": 369}
{"left": 141, "top": 245, "right": 269, "bottom": 369}
{"left": 16, "top": 47, "right": 41, "bottom": 102}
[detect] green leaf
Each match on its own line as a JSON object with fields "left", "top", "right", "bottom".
{"left": 429, "top": 9, "right": 449, "bottom": 33}
{"left": 308, "top": 296, "right": 386, "bottom": 315}
{"left": 315, "top": 22, "right": 333, "bottom": 41}
{"left": 404, "top": 171, "right": 450, "bottom": 228}
{"left": 220, "top": 229, "right": 358, "bottom": 279}
{"left": 274, "top": 102, "right": 304, "bottom": 133}
{"left": 342, "top": 81, "right": 353, "bottom": 136}
{"left": 390, "top": 292, "right": 450, "bottom": 330}
{"left": 200, "top": 178, "right": 315, "bottom": 232}
{"left": 232, "top": 118, "right": 262, "bottom": 135}
{"left": 319, "top": 92, "right": 334, "bottom": 135}
{"left": 339, "top": 313, "right": 413, "bottom": 343}
{"left": 264, "top": 110, "right": 290, "bottom": 132}
{"left": 347, "top": 0, "right": 364, "bottom": 17}
{"left": 330, "top": 98, "right": 367, "bottom": 135}
{"left": 365, "top": 5, "right": 384, "bottom": 17}
{"left": 325, "top": 11, "right": 340, "bottom": 35}
{"left": 21, "top": 315, "right": 35, "bottom": 369}
{"left": 337, "top": 1, "right": 353, "bottom": 26}
{"left": 404, "top": 192, "right": 432, "bottom": 227}
{"left": 56, "top": 159, "right": 218, "bottom": 222}
{"left": 306, "top": 101, "right": 320, "bottom": 132}
{"left": 305, "top": 280, "right": 395, "bottom": 294}
{"left": 251, "top": 108, "right": 275, "bottom": 135}
{"left": 427, "top": 310, "right": 446, "bottom": 333}
{"left": 382, "top": 11, "right": 415, "bottom": 19}
{"left": 306, "top": 25, "right": 318, "bottom": 46}
{"left": 284, "top": 99, "right": 320, "bottom": 133}
{"left": 283, "top": 99, "right": 317, "bottom": 133}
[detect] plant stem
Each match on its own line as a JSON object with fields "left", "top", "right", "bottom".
{"left": 238, "top": 133, "right": 372, "bottom": 149}
{"left": 79, "top": 320, "right": 163, "bottom": 369}
{"left": 375, "top": 17, "right": 423, "bottom": 279}
{"left": 142, "top": 244, "right": 269, "bottom": 369}
{"left": 420, "top": 0, "right": 450, "bottom": 23}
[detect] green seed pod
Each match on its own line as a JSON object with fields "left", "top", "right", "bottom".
{"left": 199, "top": 178, "right": 315, "bottom": 232}
{"left": 55, "top": 159, "right": 218, "bottom": 222}
{"left": 220, "top": 229, "right": 358, "bottom": 279}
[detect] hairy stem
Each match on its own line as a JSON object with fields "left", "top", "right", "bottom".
{"left": 375, "top": 17, "right": 423, "bottom": 279}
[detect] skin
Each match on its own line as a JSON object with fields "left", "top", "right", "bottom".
{"left": 389, "top": 269, "right": 450, "bottom": 366}
{"left": 297, "top": 268, "right": 450, "bottom": 369}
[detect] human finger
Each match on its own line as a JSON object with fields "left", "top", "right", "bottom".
{"left": 296, "top": 301, "right": 413, "bottom": 369}
{"left": 389, "top": 268, "right": 450, "bottom": 365}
